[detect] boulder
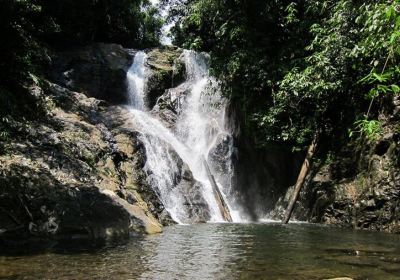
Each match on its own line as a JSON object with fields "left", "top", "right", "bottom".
{"left": 0, "top": 161, "right": 131, "bottom": 243}
{"left": 172, "top": 156, "right": 212, "bottom": 223}
{"left": 173, "top": 164, "right": 211, "bottom": 224}
{"left": 101, "top": 190, "right": 162, "bottom": 234}
{"left": 151, "top": 82, "right": 191, "bottom": 128}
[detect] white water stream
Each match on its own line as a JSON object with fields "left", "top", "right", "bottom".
{"left": 126, "top": 50, "right": 242, "bottom": 223}
{"left": 127, "top": 51, "right": 148, "bottom": 110}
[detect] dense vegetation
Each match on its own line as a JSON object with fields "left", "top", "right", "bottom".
{"left": 1, "top": 0, "right": 162, "bottom": 85}
{"left": 1, "top": 0, "right": 399, "bottom": 156}
{"left": 166, "top": 0, "right": 400, "bottom": 152}
{"left": 0, "top": 0, "right": 162, "bottom": 151}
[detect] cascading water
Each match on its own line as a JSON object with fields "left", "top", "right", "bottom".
{"left": 175, "top": 51, "right": 242, "bottom": 222}
{"left": 127, "top": 51, "right": 148, "bottom": 110}
{"left": 126, "top": 49, "right": 243, "bottom": 224}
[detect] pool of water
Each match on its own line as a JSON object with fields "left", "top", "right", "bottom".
{"left": 1, "top": 223, "right": 400, "bottom": 279}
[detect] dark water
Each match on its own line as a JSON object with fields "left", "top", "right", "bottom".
{"left": 1, "top": 223, "right": 400, "bottom": 279}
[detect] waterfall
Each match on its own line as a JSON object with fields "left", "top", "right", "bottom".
{"left": 126, "top": 49, "right": 243, "bottom": 224}
{"left": 127, "top": 51, "right": 148, "bottom": 110}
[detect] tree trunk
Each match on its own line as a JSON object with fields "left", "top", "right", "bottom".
{"left": 283, "top": 133, "right": 319, "bottom": 224}
{"left": 202, "top": 157, "right": 233, "bottom": 222}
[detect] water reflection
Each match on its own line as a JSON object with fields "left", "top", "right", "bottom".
{"left": 138, "top": 224, "right": 241, "bottom": 279}
{"left": 1, "top": 223, "right": 400, "bottom": 280}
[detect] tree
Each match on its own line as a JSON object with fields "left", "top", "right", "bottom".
{"left": 168, "top": 0, "right": 399, "bottom": 153}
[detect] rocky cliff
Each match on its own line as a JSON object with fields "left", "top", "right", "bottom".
{"left": 270, "top": 97, "right": 400, "bottom": 233}
{"left": 0, "top": 44, "right": 185, "bottom": 246}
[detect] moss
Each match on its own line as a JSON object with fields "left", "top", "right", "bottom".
{"left": 354, "top": 174, "right": 369, "bottom": 193}
{"left": 80, "top": 149, "right": 97, "bottom": 169}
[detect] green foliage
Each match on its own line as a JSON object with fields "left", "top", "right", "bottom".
{"left": 0, "top": 0, "right": 162, "bottom": 121}
{"left": 0, "top": 0, "right": 163, "bottom": 154}
{"left": 169, "top": 0, "right": 400, "bottom": 150}
{"left": 0, "top": 0, "right": 162, "bottom": 86}
{"left": 166, "top": 0, "right": 313, "bottom": 146}
{"left": 0, "top": 0, "right": 48, "bottom": 85}
{"left": 351, "top": 0, "right": 400, "bottom": 143}
{"left": 349, "top": 119, "right": 382, "bottom": 142}
{"left": 38, "top": 0, "right": 162, "bottom": 48}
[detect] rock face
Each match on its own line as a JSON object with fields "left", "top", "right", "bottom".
{"left": 0, "top": 43, "right": 215, "bottom": 246}
{"left": 165, "top": 146, "right": 211, "bottom": 223}
{"left": 50, "top": 43, "right": 132, "bottom": 104}
{"left": 151, "top": 83, "right": 191, "bottom": 128}
{"left": 208, "top": 133, "right": 235, "bottom": 187}
{"left": 146, "top": 47, "right": 185, "bottom": 109}
{"left": 0, "top": 49, "right": 175, "bottom": 245}
{"left": 269, "top": 96, "right": 400, "bottom": 233}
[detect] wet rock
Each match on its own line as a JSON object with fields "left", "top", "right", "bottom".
{"left": 101, "top": 190, "right": 162, "bottom": 234}
{"left": 176, "top": 165, "right": 211, "bottom": 224}
{"left": 169, "top": 156, "right": 211, "bottom": 223}
{"left": 176, "top": 180, "right": 211, "bottom": 224}
{"left": 151, "top": 83, "right": 191, "bottom": 128}
{"left": 208, "top": 133, "right": 235, "bottom": 188}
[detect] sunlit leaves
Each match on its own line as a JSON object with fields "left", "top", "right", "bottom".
{"left": 170, "top": 0, "right": 399, "bottom": 148}
{"left": 349, "top": 119, "right": 382, "bottom": 142}
{"left": 285, "top": 2, "right": 299, "bottom": 24}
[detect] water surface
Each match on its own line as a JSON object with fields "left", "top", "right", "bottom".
{"left": 1, "top": 223, "right": 400, "bottom": 279}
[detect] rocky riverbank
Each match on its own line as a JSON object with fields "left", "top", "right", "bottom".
{"left": 269, "top": 98, "right": 400, "bottom": 233}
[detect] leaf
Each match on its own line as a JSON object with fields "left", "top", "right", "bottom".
{"left": 390, "top": 31, "right": 400, "bottom": 44}
{"left": 373, "top": 73, "right": 386, "bottom": 82}
{"left": 386, "top": 6, "right": 395, "bottom": 20}
{"left": 391, "top": 84, "right": 400, "bottom": 93}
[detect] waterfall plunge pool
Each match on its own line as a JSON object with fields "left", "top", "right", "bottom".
{"left": 1, "top": 223, "right": 400, "bottom": 279}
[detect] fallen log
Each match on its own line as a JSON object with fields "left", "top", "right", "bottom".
{"left": 202, "top": 157, "right": 233, "bottom": 222}
{"left": 283, "top": 132, "right": 319, "bottom": 224}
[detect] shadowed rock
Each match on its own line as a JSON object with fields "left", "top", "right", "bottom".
{"left": 50, "top": 43, "right": 132, "bottom": 104}
{"left": 0, "top": 76, "right": 170, "bottom": 246}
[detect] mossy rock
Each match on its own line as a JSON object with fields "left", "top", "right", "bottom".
{"left": 146, "top": 47, "right": 185, "bottom": 109}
